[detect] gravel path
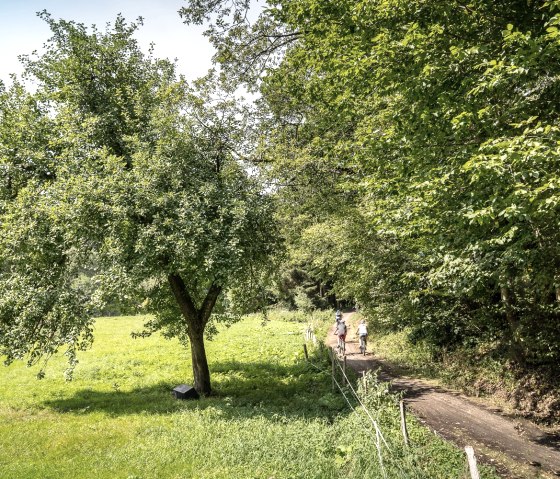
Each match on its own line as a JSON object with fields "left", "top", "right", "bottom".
{"left": 328, "top": 313, "right": 560, "bottom": 479}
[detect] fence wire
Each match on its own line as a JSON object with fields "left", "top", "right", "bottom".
{"left": 304, "top": 327, "right": 419, "bottom": 478}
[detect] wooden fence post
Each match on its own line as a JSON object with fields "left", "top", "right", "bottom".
{"left": 303, "top": 343, "right": 308, "bottom": 360}
{"left": 400, "top": 400, "right": 409, "bottom": 447}
{"left": 343, "top": 355, "right": 347, "bottom": 386}
{"left": 465, "top": 446, "right": 480, "bottom": 479}
{"left": 362, "top": 371, "right": 367, "bottom": 394}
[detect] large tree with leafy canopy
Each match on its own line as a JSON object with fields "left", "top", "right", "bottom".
{"left": 0, "top": 12, "right": 279, "bottom": 395}
{"left": 182, "top": 0, "right": 560, "bottom": 370}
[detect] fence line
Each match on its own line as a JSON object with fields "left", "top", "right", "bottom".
{"left": 303, "top": 325, "right": 482, "bottom": 478}
{"left": 307, "top": 349, "right": 388, "bottom": 479}
{"left": 303, "top": 329, "right": 399, "bottom": 478}
{"left": 333, "top": 354, "right": 392, "bottom": 453}
{"left": 304, "top": 327, "right": 392, "bottom": 453}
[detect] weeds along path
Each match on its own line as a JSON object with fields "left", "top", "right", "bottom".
{"left": 328, "top": 313, "right": 560, "bottom": 479}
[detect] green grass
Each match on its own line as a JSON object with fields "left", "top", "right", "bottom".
{"left": 0, "top": 312, "right": 499, "bottom": 478}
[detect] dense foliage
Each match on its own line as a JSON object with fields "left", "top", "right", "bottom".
{"left": 182, "top": 0, "right": 560, "bottom": 369}
{"left": 0, "top": 13, "right": 279, "bottom": 393}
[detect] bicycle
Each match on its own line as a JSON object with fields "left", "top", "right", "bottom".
{"left": 337, "top": 334, "right": 346, "bottom": 355}
{"left": 359, "top": 334, "right": 367, "bottom": 355}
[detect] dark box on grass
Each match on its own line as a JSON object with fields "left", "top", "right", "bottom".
{"left": 172, "top": 384, "right": 199, "bottom": 400}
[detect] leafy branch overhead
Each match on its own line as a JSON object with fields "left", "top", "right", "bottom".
{"left": 183, "top": 0, "right": 560, "bottom": 367}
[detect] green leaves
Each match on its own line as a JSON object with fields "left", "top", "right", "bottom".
{"left": 188, "top": 0, "right": 560, "bottom": 365}
{"left": 0, "top": 13, "right": 280, "bottom": 378}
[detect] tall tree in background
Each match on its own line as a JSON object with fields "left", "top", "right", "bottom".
{"left": 182, "top": 0, "right": 560, "bottom": 366}
{"left": 0, "top": 13, "right": 279, "bottom": 395}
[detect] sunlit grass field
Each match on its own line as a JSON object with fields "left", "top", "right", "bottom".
{"left": 0, "top": 313, "right": 498, "bottom": 479}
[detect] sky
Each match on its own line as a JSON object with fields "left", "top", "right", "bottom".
{"left": 0, "top": 0, "right": 215, "bottom": 85}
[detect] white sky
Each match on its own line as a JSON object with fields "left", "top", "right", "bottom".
{"left": 0, "top": 0, "right": 215, "bottom": 85}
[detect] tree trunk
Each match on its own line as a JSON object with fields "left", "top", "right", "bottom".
{"left": 168, "top": 274, "right": 222, "bottom": 396}
{"left": 188, "top": 327, "right": 211, "bottom": 394}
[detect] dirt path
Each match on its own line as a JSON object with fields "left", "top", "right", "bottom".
{"left": 329, "top": 313, "right": 560, "bottom": 479}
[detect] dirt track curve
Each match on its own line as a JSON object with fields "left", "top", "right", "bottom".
{"left": 328, "top": 313, "right": 560, "bottom": 479}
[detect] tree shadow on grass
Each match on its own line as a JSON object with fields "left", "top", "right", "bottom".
{"left": 42, "top": 357, "right": 353, "bottom": 421}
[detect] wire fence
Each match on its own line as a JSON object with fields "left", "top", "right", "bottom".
{"left": 303, "top": 325, "right": 482, "bottom": 479}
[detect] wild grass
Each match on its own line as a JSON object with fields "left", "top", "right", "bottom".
{"left": 0, "top": 312, "right": 499, "bottom": 478}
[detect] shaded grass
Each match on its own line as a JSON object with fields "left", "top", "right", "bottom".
{"left": 0, "top": 313, "right": 499, "bottom": 478}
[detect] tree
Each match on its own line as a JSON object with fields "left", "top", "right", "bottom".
{"left": 0, "top": 13, "right": 279, "bottom": 395}
{"left": 182, "top": 0, "right": 560, "bottom": 367}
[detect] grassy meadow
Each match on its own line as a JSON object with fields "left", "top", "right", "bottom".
{"left": 0, "top": 312, "right": 499, "bottom": 479}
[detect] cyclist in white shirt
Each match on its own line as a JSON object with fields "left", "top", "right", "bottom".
{"left": 357, "top": 320, "right": 367, "bottom": 337}
{"left": 357, "top": 319, "right": 368, "bottom": 354}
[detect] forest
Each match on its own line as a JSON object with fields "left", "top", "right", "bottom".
{"left": 181, "top": 0, "right": 560, "bottom": 415}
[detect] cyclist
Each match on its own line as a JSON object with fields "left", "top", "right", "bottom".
{"left": 357, "top": 319, "right": 368, "bottom": 355}
{"left": 334, "top": 319, "right": 347, "bottom": 353}
{"left": 335, "top": 309, "right": 342, "bottom": 323}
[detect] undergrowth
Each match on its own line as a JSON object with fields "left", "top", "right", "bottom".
{"left": 366, "top": 319, "right": 560, "bottom": 426}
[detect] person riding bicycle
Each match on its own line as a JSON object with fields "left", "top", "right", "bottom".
{"left": 357, "top": 319, "right": 368, "bottom": 353}
{"left": 357, "top": 319, "right": 368, "bottom": 338}
{"left": 334, "top": 319, "right": 347, "bottom": 348}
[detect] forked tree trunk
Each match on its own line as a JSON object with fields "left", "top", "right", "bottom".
{"left": 168, "top": 274, "right": 222, "bottom": 396}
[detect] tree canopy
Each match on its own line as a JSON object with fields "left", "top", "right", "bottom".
{"left": 183, "top": 0, "right": 560, "bottom": 368}
{"left": 0, "top": 12, "right": 279, "bottom": 394}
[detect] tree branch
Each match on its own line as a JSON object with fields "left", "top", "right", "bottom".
{"left": 168, "top": 273, "right": 199, "bottom": 321}
{"left": 200, "top": 283, "right": 222, "bottom": 325}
